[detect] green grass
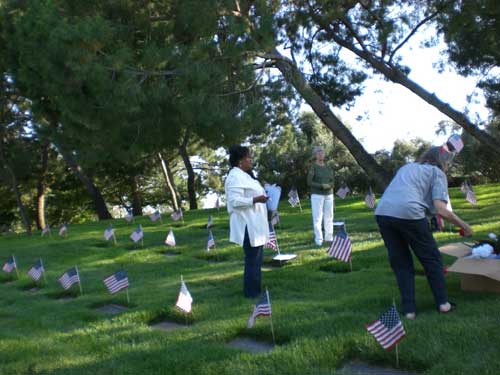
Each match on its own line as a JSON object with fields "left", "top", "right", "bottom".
{"left": 1, "top": 184, "right": 500, "bottom": 375}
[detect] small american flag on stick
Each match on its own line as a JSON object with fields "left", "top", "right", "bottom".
{"left": 366, "top": 305, "right": 406, "bottom": 351}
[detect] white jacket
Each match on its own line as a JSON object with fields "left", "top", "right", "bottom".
{"left": 224, "top": 167, "right": 269, "bottom": 247}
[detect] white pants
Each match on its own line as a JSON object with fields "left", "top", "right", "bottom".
{"left": 311, "top": 194, "right": 334, "bottom": 245}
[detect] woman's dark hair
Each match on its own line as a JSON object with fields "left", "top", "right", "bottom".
{"left": 228, "top": 145, "right": 250, "bottom": 168}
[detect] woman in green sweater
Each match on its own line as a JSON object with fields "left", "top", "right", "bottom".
{"left": 307, "top": 146, "right": 334, "bottom": 246}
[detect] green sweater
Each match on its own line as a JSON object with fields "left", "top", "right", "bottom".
{"left": 307, "top": 163, "right": 334, "bottom": 195}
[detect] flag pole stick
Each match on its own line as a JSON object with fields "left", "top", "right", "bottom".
{"left": 266, "top": 288, "right": 276, "bottom": 346}
{"left": 76, "top": 265, "right": 83, "bottom": 296}
{"left": 298, "top": 200, "right": 303, "bottom": 212}
{"left": 349, "top": 258, "right": 353, "bottom": 272}
{"left": 13, "top": 255, "right": 19, "bottom": 280}
{"left": 126, "top": 287, "right": 130, "bottom": 306}
{"left": 40, "top": 258, "right": 47, "bottom": 284}
{"left": 392, "top": 298, "right": 400, "bottom": 367}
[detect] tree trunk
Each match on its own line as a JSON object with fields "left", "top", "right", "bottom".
{"left": 179, "top": 135, "right": 198, "bottom": 209}
{"left": 130, "top": 175, "right": 143, "bottom": 216}
{"left": 267, "top": 48, "right": 392, "bottom": 190}
{"left": 327, "top": 31, "right": 500, "bottom": 157}
{"left": 157, "top": 152, "right": 180, "bottom": 211}
{"left": 36, "top": 141, "right": 50, "bottom": 230}
{"left": 0, "top": 153, "right": 32, "bottom": 235}
{"left": 55, "top": 142, "right": 112, "bottom": 220}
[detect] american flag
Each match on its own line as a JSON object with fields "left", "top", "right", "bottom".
{"left": 271, "top": 211, "right": 280, "bottom": 226}
{"left": 2, "top": 256, "right": 16, "bottom": 273}
{"left": 327, "top": 227, "right": 352, "bottom": 262}
{"left": 104, "top": 224, "right": 114, "bottom": 241}
{"left": 447, "top": 134, "right": 464, "bottom": 153}
{"left": 207, "top": 215, "right": 213, "bottom": 229}
{"left": 264, "top": 222, "right": 278, "bottom": 251}
{"left": 366, "top": 305, "right": 406, "bottom": 351}
{"left": 460, "top": 181, "right": 468, "bottom": 193}
{"left": 207, "top": 230, "right": 215, "bottom": 251}
{"left": 124, "top": 212, "right": 134, "bottom": 222}
{"left": 365, "top": 187, "right": 376, "bottom": 209}
{"left": 58, "top": 267, "right": 80, "bottom": 290}
{"left": 247, "top": 290, "right": 272, "bottom": 328}
{"left": 165, "top": 230, "right": 176, "bottom": 247}
{"left": 466, "top": 186, "right": 477, "bottom": 206}
{"left": 103, "top": 270, "right": 129, "bottom": 294}
{"left": 27, "top": 259, "right": 44, "bottom": 281}
{"left": 130, "top": 226, "right": 143, "bottom": 243}
{"left": 336, "top": 185, "right": 350, "bottom": 199}
{"left": 175, "top": 280, "right": 193, "bottom": 313}
{"left": 41, "top": 225, "right": 51, "bottom": 236}
{"left": 59, "top": 224, "right": 68, "bottom": 236}
{"left": 171, "top": 209, "right": 183, "bottom": 221}
{"left": 149, "top": 210, "right": 161, "bottom": 222}
{"left": 288, "top": 188, "right": 300, "bottom": 207}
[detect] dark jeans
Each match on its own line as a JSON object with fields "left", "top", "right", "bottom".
{"left": 243, "top": 228, "right": 263, "bottom": 298}
{"left": 376, "top": 215, "right": 447, "bottom": 314}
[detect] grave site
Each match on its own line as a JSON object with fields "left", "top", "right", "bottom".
{"left": 1, "top": 185, "right": 500, "bottom": 375}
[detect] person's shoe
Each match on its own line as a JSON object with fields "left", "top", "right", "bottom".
{"left": 438, "top": 302, "right": 456, "bottom": 314}
{"left": 404, "top": 312, "right": 416, "bottom": 320}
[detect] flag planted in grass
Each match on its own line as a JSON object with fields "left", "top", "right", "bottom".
{"left": 2, "top": 256, "right": 16, "bottom": 273}
{"left": 207, "top": 215, "right": 213, "bottom": 229}
{"left": 264, "top": 222, "right": 278, "bottom": 251}
{"left": 247, "top": 291, "right": 272, "bottom": 328}
{"left": 366, "top": 305, "right": 406, "bottom": 351}
{"left": 271, "top": 211, "right": 280, "bottom": 226}
{"left": 165, "top": 229, "right": 176, "bottom": 247}
{"left": 103, "top": 270, "right": 129, "bottom": 294}
{"left": 171, "top": 209, "right": 183, "bottom": 222}
{"left": 336, "top": 185, "right": 350, "bottom": 199}
{"left": 327, "top": 227, "right": 352, "bottom": 262}
{"left": 58, "top": 267, "right": 80, "bottom": 290}
{"left": 149, "top": 210, "right": 161, "bottom": 222}
{"left": 365, "top": 187, "right": 376, "bottom": 209}
{"left": 124, "top": 212, "right": 134, "bottom": 223}
{"left": 104, "top": 224, "right": 115, "bottom": 241}
{"left": 175, "top": 280, "right": 193, "bottom": 313}
{"left": 288, "top": 188, "right": 300, "bottom": 207}
{"left": 27, "top": 259, "right": 44, "bottom": 281}
{"left": 41, "top": 225, "right": 51, "bottom": 236}
{"left": 466, "top": 187, "right": 477, "bottom": 206}
{"left": 59, "top": 224, "right": 68, "bottom": 236}
{"left": 207, "top": 230, "right": 215, "bottom": 251}
{"left": 130, "top": 226, "right": 144, "bottom": 243}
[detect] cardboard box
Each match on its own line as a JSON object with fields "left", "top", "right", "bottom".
{"left": 439, "top": 242, "right": 500, "bottom": 293}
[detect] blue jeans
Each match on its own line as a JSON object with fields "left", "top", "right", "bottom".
{"left": 243, "top": 228, "right": 263, "bottom": 298}
{"left": 376, "top": 215, "right": 447, "bottom": 314}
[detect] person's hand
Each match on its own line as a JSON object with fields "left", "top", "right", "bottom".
{"left": 253, "top": 195, "right": 268, "bottom": 204}
{"left": 322, "top": 184, "right": 331, "bottom": 190}
{"left": 460, "top": 223, "right": 474, "bottom": 237}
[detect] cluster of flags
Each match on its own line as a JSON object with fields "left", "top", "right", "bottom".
{"left": 40, "top": 223, "right": 68, "bottom": 237}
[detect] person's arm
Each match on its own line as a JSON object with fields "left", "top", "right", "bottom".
{"left": 433, "top": 200, "right": 473, "bottom": 236}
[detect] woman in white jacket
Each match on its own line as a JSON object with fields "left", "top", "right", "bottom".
{"left": 224, "top": 145, "right": 269, "bottom": 298}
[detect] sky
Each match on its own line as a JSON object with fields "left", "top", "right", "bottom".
{"left": 323, "top": 34, "right": 489, "bottom": 153}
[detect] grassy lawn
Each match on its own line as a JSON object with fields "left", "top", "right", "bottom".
{"left": 1, "top": 184, "right": 500, "bottom": 375}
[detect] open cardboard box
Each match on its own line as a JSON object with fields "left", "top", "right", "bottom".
{"left": 439, "top": 242, "right": 500, "bottom": 293}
